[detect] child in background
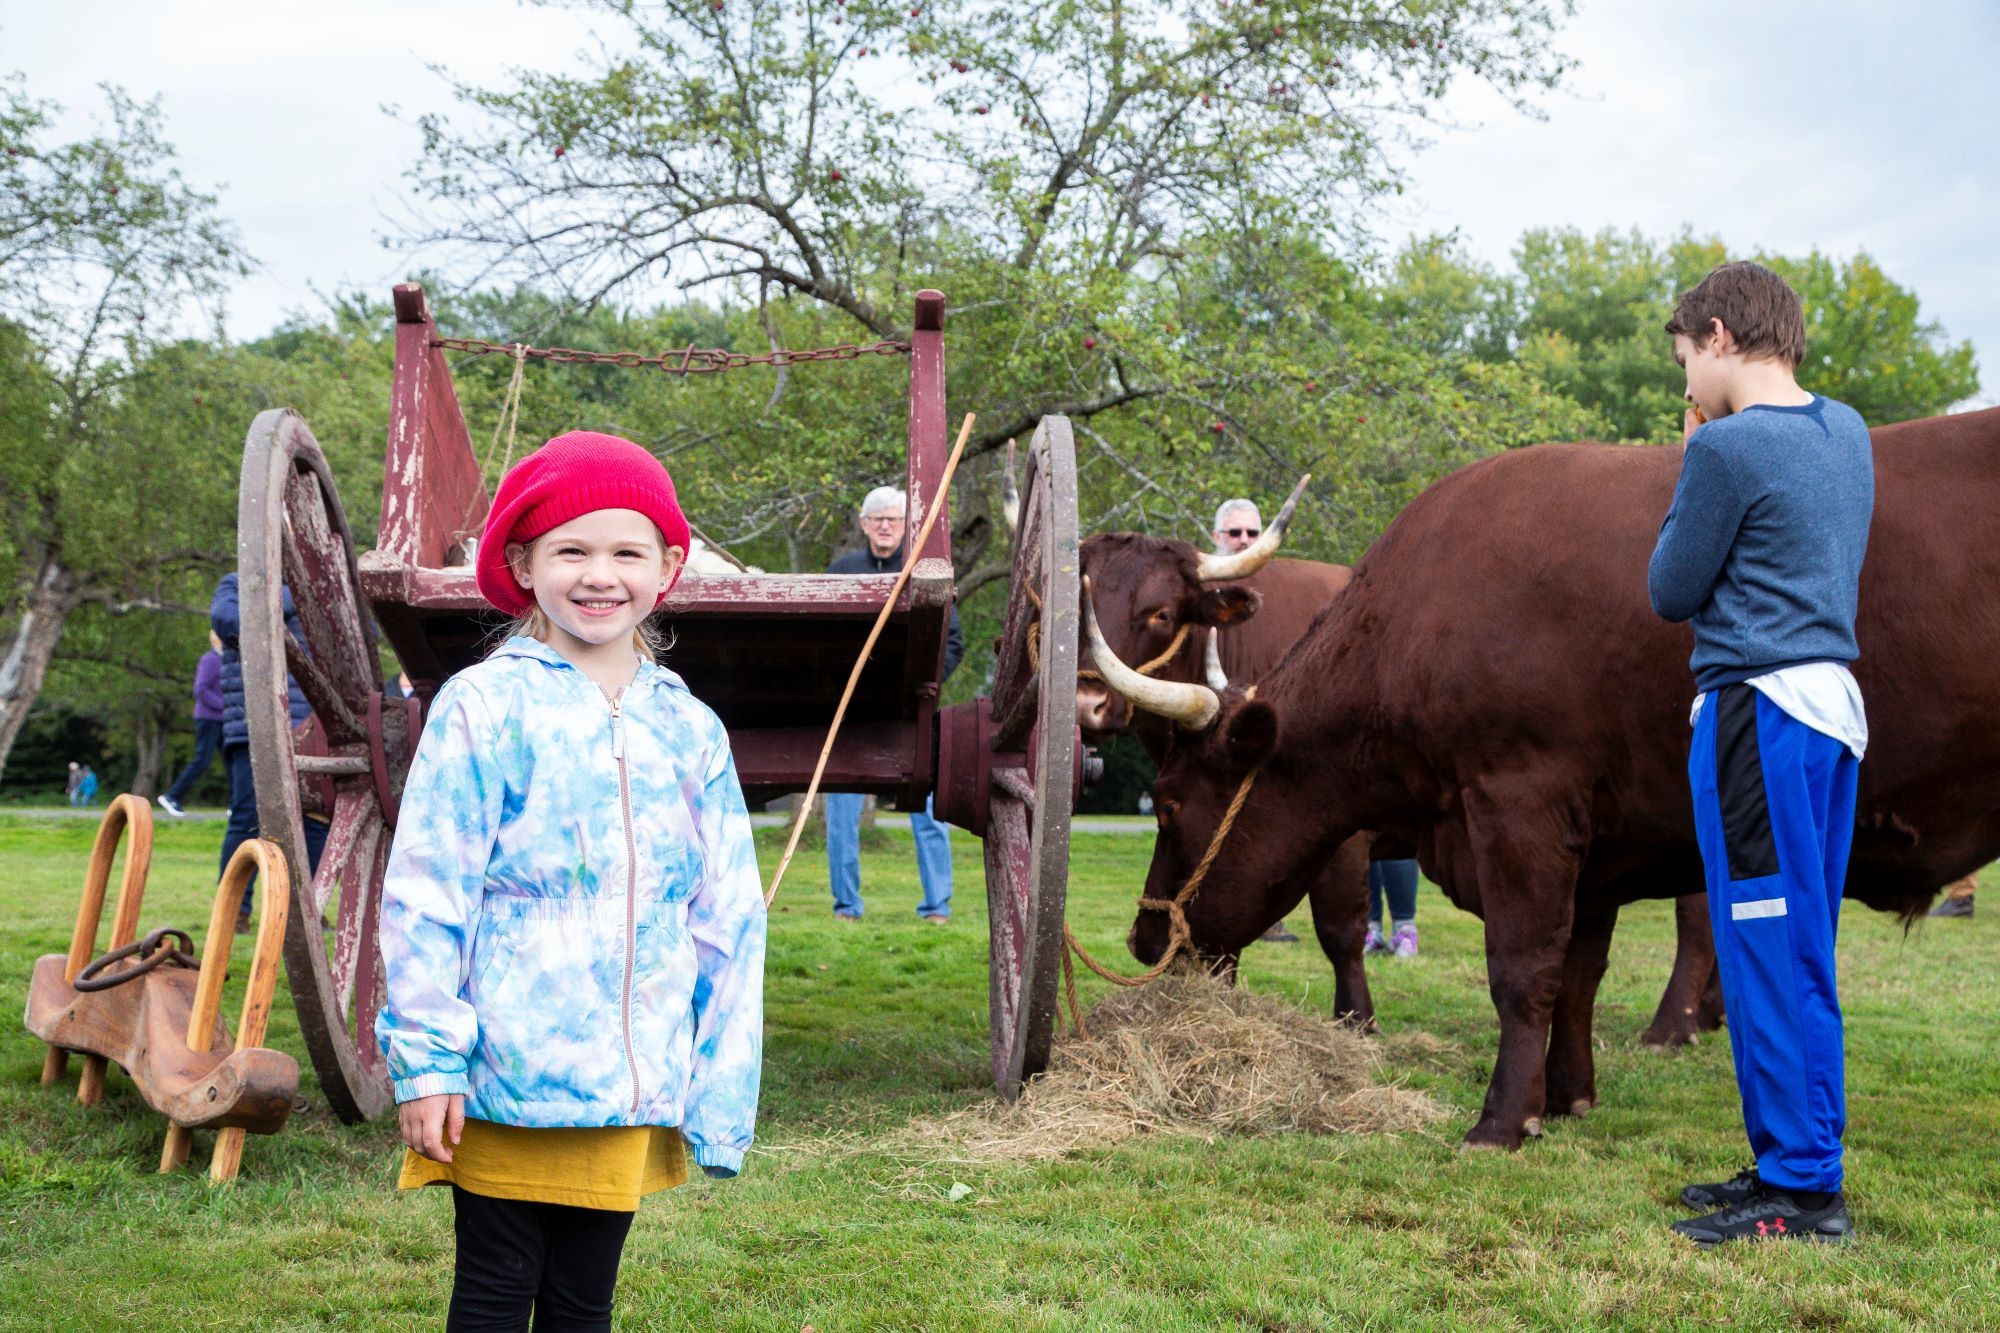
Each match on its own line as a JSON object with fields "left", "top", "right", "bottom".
{"left": 1649, "top": 262, "right": 1872, "bottom": 1246}
{"left": 377, "top": 431, "right": 767, "bottom": 1327}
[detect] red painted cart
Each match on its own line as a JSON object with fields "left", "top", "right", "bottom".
{"left": 235, "top": 285, "right": 1084, "bottom": 1123}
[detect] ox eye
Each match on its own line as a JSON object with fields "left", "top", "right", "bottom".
{"left": 1156, "top": 799, "right": 1180, "bottom": 826}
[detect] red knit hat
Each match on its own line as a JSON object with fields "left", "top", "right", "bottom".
{"left": 475, "top": 431, "right": 692, "bottom": 616}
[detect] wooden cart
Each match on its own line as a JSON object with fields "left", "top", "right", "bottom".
{"left": 235, "top": 285, "right": 1084, "bottom": 1123}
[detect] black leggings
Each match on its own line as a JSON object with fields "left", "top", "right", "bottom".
{"left": 447, "top": 1186, "right": 636, "bottom": 1332}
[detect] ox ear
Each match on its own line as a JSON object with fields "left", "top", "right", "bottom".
{"left": 1191, "top": 585, "right": 1262, "bottom": 626}
{"left": 1221, "top": 698, "right": 1279, "bottom": 770}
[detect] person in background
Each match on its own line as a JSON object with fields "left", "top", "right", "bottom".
{"left": 65, "top": 761, "right": 82, "bottom": 806}
{"left": 75, "top": 765, "right": 99, "bottom": 806}
{"left": 1213, "top": 497, "right": 1303, "bottom": 945}
{"left": 158, "top": 631, "right": 226, "bottom": 817}
{"left": 1930, "top": 873, "right": 1975, "bottom": 919}
{"left": 211, "top": 573, "right": 328, "bottom": 925}
{"left": 823, "top": 484, "right": 963, "bottom": 921}
{"left": 1364, "top": 859, "right": 1422, "bottom": 959}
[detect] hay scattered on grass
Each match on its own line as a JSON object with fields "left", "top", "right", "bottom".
{"left": 917, "top": 971, "right": 1447, "bottom": 1162}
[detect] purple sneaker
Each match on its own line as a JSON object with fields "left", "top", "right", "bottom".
{"left": 1363, "top": 924, "right": 1388, "bottom": 956}
{"left": 1390, "top": 923, "right": 1420, "bottom": 958}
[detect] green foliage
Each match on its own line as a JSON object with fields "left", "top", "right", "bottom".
{"left": 1, "top": 817, "right": 1995, "bottom": 1326}
{"left": 1438, "top": 227, "right": 1982, "bottom": 442}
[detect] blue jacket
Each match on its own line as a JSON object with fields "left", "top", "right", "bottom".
{"left": 209, "top": 573, "right": 312, "bottom": 747}
{"left": 374, "top": 637, "right": 767, "bottom": 1178}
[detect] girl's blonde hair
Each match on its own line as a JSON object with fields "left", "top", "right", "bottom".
{"left": 495, "top": 529, "right": 675, "bottom": 664}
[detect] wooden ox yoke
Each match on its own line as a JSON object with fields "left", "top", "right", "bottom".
{"left": 25, "top": 796, "right": 299, "bottom": 1184}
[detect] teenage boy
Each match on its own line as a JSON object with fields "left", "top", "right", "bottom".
{"left": 1648, "top": 262, "right": 1873, "bottom": 1246}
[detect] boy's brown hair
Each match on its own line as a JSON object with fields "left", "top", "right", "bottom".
{"left": 1665, "top": 261, "right": 1807, "bottom": 368}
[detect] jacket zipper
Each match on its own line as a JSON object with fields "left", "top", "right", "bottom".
{"left": 611, "top": 688, "right": 642, "bottom": 1117}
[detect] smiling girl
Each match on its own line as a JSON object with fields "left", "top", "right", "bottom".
{"left": 376, "top": 431, "right": 766, "bottom": 1329}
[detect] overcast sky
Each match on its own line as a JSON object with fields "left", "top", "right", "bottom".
{"left": 7, "top": 1, "right": 1995, "bottom": 405}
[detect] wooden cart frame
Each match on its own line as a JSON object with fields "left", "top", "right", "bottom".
{"left": 236, "top": 286, "right": 1082, "bottom": 1121}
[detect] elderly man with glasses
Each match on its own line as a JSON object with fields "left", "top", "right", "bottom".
{"left": 1210, "top": 498, "right": 1302, "bottom": 943}
{"left": 1212, "top": 498, "right": 1263, "bottom": 555}
{"left": 823, "top": 484, "right": 965, "bottom": 922}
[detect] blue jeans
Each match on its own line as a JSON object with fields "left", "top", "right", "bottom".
{"left": 164, "top": 718, "right": 224, "bottom": 805}
{"left": 221, "top": 743, "right": 327, "bottom": 917}
{"left": 825, "top": 791, "right": 952, "bottom": 918}
{"left": 1369, "top": 859, "right": 1419, "bottom": 926}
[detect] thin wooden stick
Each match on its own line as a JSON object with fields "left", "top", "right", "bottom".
{"left": 765, "top": 413, "right": 976, "bottom": 906}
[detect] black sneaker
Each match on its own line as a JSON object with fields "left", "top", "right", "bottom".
{"left": 1260, "top": 921, "right": 1300, "bottom": 943}
{"left": 1679, "top": 1166, "right": 1761, "bottom": 1210}
{"left": 1929, "top": 894, "right": 1974, "bottom": 918}
{"left": 1671, "top": 1188, "right": 1853, "bottom": 1247}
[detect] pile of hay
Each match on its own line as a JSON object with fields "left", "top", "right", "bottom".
{"left": 919, "top": 971, "right": 1445, "bottom": 1162}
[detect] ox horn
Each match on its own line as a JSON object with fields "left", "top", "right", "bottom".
{"left": 1194, "top": 473, "right": 1312, "bottom": 582}
{"left": 1082, "top": 577, "right": 1220, "bottom": 730}
{"left": 1000, "top": 438, "right": 1020, "bottom": 535}
{"left": 1203, "top": 628, "right": 1231, "bottom": 693}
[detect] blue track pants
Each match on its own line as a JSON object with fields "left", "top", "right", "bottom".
{"left": 1688, "top": 684, "right": 1856, "bottom": 1193}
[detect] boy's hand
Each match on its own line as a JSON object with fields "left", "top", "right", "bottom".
{"left": 1683, "top": 403, "right": 1708, "bottom": 442}
{"left": 399, "top": 1093, "right": 465, "bottom": 1163}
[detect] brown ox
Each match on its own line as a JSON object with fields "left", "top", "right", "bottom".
{"left": 1104, "top": 408, "right": 2000, "bottom": 1149}
{"left": 1078, "top": 518, "right": 1724, "bottom": 1049}
{"left": 1076, "top": 532, "right": 1373, "bottom": 1025}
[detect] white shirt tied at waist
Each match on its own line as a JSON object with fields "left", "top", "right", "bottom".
{"left": 1689, "top": 661, "right": 1869, "bottom": 761}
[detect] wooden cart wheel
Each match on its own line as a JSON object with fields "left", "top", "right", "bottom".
{"left": 983, "top": 415, "right": 1081, "bottom": 1100}
{"left": 238, "top": 408, "right": 411, "bottom": 1123}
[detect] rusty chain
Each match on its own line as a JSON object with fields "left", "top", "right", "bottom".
{"left": 73, "top": 926, "right": 199, "bottom": 993}
{"left": 431, "top": 335, "right": 912, "bottom": 375}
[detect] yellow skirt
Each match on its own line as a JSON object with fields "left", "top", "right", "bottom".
{"left": 398, "top": 1119, "right": 687, "bottom": 1211}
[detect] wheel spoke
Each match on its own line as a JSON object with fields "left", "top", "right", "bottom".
{"left": 280, "top": 465, "right": 379, "bottom": 733}
{"left": 332, "top": 809, "right": 386, "bottom": 1026}
{"left": 349, "top": 830, "right": 390, "bottom": 1076}
{"left": 310, "top": 790, "right": 377, "bottom": 924}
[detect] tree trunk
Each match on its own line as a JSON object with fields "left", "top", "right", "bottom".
{"left": 0, "top": 554, "right": 82, "bottom": 786}
{"left": 129, "top": 707, "right": 170, "bottom": 798}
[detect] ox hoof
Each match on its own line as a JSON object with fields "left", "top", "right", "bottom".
{"left": 1462, "top": 1118, "right": 1534, "bottom": 1151}
{"left": 1544, "top": 1093, "right": 1595, "bottom": 1119}
{"left": 1642, "top": 1030, "right": 1698, "bottom": 1051}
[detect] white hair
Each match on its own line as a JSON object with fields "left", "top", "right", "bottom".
{"left": 1212, "top": 498, "right": 1260, "bottom": 531}
{"left": 859, "top": 485, "right": 907, "bottom": 518}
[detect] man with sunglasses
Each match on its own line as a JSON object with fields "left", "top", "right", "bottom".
{"left": 1210, "top": 498, "right": 1308, "bottom": 944}
{"left": 823, "top": 485, "right": 964, "bottom": 923}
{"left": 1212, "top": 499, "right": 1263, "bottom": 555}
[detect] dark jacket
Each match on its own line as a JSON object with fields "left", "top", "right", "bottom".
{"left": 826, "top": 546, "right": 965, "bottom": 681}
{"left": 211, "top": 573, "right": 313, "bottom": 748}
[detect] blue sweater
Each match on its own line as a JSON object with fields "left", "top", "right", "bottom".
{"left": 1648, "top": 396, "right": 1874, "bottom": 694}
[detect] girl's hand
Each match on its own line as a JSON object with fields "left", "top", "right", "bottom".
{"left": 399, "top": 1093, "right": 465, "bottom": 1163}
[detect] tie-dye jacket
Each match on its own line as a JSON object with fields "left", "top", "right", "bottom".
{"left": 376, "top": 636, "right": 766, "bottom": 1178}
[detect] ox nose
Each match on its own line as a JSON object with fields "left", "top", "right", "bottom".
{"left": 1077, "top": 682, "right": 1119, "bottom": 733}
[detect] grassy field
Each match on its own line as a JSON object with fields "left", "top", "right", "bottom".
{"left": 1, "top": 812, "right": 1995, "bottom": 1330}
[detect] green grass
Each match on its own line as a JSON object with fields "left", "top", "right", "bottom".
{"left": 1, "top": 814, "right": 1995, "bottom": 1329}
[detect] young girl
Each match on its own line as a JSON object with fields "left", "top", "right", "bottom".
{"left": 377, "top": 430, "right": 766, "bottom": 1328}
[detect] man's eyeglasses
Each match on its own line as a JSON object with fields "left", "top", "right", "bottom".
{"left": 864, "top": 515, "right": 905, "bottom": 526}
{"left": 1221, "top": 527, "right": 1260, "bottom": 539}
